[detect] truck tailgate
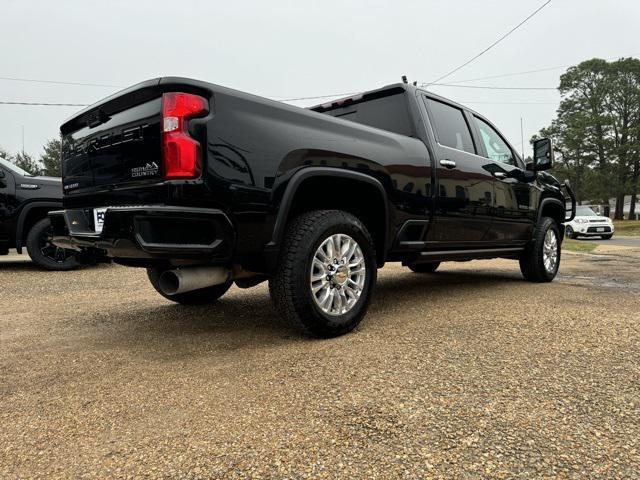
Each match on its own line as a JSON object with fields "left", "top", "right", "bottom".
{"left": 62, "top": 97, "right": 162, "bottom": 194}
{"left": 60, "top": 78, "right": 214, "bottom": 203}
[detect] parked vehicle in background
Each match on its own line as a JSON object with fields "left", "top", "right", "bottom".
{"left": 51, "top": 78, "right": 575, "bottom": 337}
{"left": 0, "top": 157, "right": 80, "bottom": 270}
{"left": 565, "top": 205, "right": 615, "bottom": 239}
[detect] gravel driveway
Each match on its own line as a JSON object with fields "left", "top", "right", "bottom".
{"left": 1, "top": 246, "right": 639, "bottom": 479}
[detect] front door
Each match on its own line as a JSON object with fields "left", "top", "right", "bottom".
{"left": 422, "top": 96, "right": 495, "bottom": 244}
{"left": 470, "top": 115, "right": 536, "bottom": 242}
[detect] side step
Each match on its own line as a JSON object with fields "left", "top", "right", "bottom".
{"left": 413, "top": 247, "right": 524, "bottom": 263}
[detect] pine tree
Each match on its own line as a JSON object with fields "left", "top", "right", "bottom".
{"left": 40, "top": 138, "right": 63, "bottom": 177}
{"left": 13, "top": 151, "right": 43, "bottom": 176}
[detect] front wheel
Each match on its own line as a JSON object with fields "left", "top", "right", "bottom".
{"left": 26, "top": 218, "right": 80, "bottom": 271}
{"left": 566, "top": 226, "right": 576, "bottom": 239}
{"left": 269, "top": 210, "right": 377, "bottom": 338}
{"left": 601, "top": 234, "right": 613, "bottom": 240}
{"left": 519, "top": 217, "right": 561, "bottom": 282}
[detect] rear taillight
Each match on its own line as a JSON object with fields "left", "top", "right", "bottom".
{"left": 161, "top": 92, "right": 209, "bottom": 179}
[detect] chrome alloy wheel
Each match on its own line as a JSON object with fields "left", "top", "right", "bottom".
{"left": 542, "top": 229, "right": 559, "bottom": 273}
{"left": 310, "top": 233, "right": 366, "bottom": 316}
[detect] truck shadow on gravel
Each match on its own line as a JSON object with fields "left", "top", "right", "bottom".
{"left": 0, "top": 260, "right": 42, "bottom": 271}
{"left": 0, "top": 259, "right": 112, "bottom": 272}
{"left": 85, "top": 269, "right": 525, "bottom": 353}
{"left": 371, "top": 269, "right": 524, "bottom": 312}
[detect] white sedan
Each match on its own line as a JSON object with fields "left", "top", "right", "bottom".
{"left": 566, "top": 206, "right": 615, "bottom": 240}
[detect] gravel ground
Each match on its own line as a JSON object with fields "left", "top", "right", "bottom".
{"left": 1, "top": 246, "right": 639, "bottom": 479}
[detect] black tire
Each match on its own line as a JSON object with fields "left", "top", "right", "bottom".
{"left": 408, "top": 261, "right": 440, "bottom": 273}
{"left": 26, "top": 218, "right": 80, "bottom": 271}
{"left": 147, "top": 268, "right": 233, "bottom": 305}
{"left": 565, "top": 226, "right": 576, "bottom": 239}
{"left": 519, "top": 216, "right": 561, "bottom": 283}
{"left": 601, "top": 234, "right": 613, "bottom": 240}
{"left": 269, "top": 210, "right": 377, "bottom": 338}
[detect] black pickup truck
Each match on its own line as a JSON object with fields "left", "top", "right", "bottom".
{"left": 0, "top": 157, "right": 79, "bottom": 270}
{"left": 51, "top": 78, "right": 575, "bottom": 337}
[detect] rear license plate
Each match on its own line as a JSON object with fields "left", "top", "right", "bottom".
{"left": 596, "top": 227, "right": 605, "bottom": 232}
{"left": 93, "top": 207, "right": 108, "bottom": 234}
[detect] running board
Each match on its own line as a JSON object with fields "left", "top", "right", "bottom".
{"left": 415, "top": 247, "right": 524, "bottom": 262}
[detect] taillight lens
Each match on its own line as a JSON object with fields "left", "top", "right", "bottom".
{"left": 161, "top": 92, "right": 209, "bottom": 179}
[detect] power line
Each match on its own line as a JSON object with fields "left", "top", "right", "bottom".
{"left": 426, "top": 0, "right": 552, "bottom": 86}
{"left": 0, "top": 76, "right": 123, "bottom": 88}
{"left": 445, "top": 65, "right": 567, "bottom": 84}
{"left": 427, "top": 83, "right": 556, "bottom": 90}
{"left": 444, "top": 52, "right": 639, "bottom": 84}
{"left": 0, "top": 101, "right": 89, "bottom": 106}
{"left": 1, "top": 49, "right": 635, "bottom": 104}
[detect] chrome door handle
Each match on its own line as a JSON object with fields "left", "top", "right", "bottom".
{"left": 439, "top": 159, "right": 456, "bottom": 169}
{"left": 493, "top": 172, "right": 507, "bottom": 179}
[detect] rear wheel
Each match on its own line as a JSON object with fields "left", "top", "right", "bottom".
{"left": 147, "top": 268, "right": 233, "bottom": 305}
{"left": 269, "top": 210, "right": 376, "bottom": 338}
{"left": 519, "top": 216, "right": 561, "bottom": 282}
{"left": 26, "top": 218, "right": 80, "bottom": 271}
{"left": 408, "top": 261, "right": 440, "bottom": 273}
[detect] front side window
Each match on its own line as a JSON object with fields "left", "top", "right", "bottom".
{"left": 473, "top": 116, "right": 515, "bottom": 166}
{"left": 426, "top": 98, "right": 475, "bottom": 154}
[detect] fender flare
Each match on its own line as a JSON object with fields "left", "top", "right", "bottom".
{"left": 537, "top": 197, "right": 565, "bottom": 224}
{"left": 15, "top": 201, "right": 62, "bottom": 253}
{"left": 537, "top": 197, "right": 567, "bottom": 239}
{"left": 268, "top": 167, "right": 391, "bottom": 258}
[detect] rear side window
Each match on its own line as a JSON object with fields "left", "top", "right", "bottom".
{"left": 425, "top": 98, "right": 475, "bottom": 154}
{"left": 320, "top": 93, "right": 415, "bottom": 137}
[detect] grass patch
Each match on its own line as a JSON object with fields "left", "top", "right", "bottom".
{"left": 613, "top": 220, "right": 640, "bottom": 236}
{"left": 562, "top": 239, "right": 598, "bottom": 253}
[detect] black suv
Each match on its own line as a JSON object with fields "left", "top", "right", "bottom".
{"left": 51, "top": 79, "right": 575, "bottom": 336}
{"left": 0, "top": 157, "right": 79, "bottom": 270}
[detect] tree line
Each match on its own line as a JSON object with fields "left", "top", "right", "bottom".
{"left": 538, "top": 57, "right": 640, "bottom": 220}
{"left": 0, "top": 138, "right": 62, "bottom": 177}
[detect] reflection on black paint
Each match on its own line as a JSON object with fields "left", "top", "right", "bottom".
{"left": 209, "top": 140, "right": 256, "bottom": 187}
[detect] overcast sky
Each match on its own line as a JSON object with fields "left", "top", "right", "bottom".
{"left": 1, "top": 0, "right": 638, "bottom": 160}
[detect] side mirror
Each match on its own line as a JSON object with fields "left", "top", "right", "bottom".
{"left": 533, "top": 138, "right": 554, "bottom": 171}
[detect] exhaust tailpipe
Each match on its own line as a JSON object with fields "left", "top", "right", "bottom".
{"left": 158, "top": 266, "right": 230, "bottom": 296}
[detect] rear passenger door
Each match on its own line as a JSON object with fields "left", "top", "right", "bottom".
{"left": 422, "top": 96, "right": 495, "bottom": 244}
{"left": 470, "top": 115, "right": 535, "bottom": 242}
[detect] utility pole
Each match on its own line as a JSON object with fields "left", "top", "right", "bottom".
{"left": 520, "top": 118, "right": 524, "bottom": 159}
{"left": 22, "top": 126, "right": 25, "bottom": 154}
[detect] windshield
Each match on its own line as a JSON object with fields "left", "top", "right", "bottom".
{"left": 0, "top": 157, "right": 32, "bottom": 177}
{"left": 576, "top": 206, "right": 598, "bottom": 217}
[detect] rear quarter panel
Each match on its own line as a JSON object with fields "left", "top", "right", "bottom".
{"left": 200, "top": 84, "right": 433, "bottom": 254}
